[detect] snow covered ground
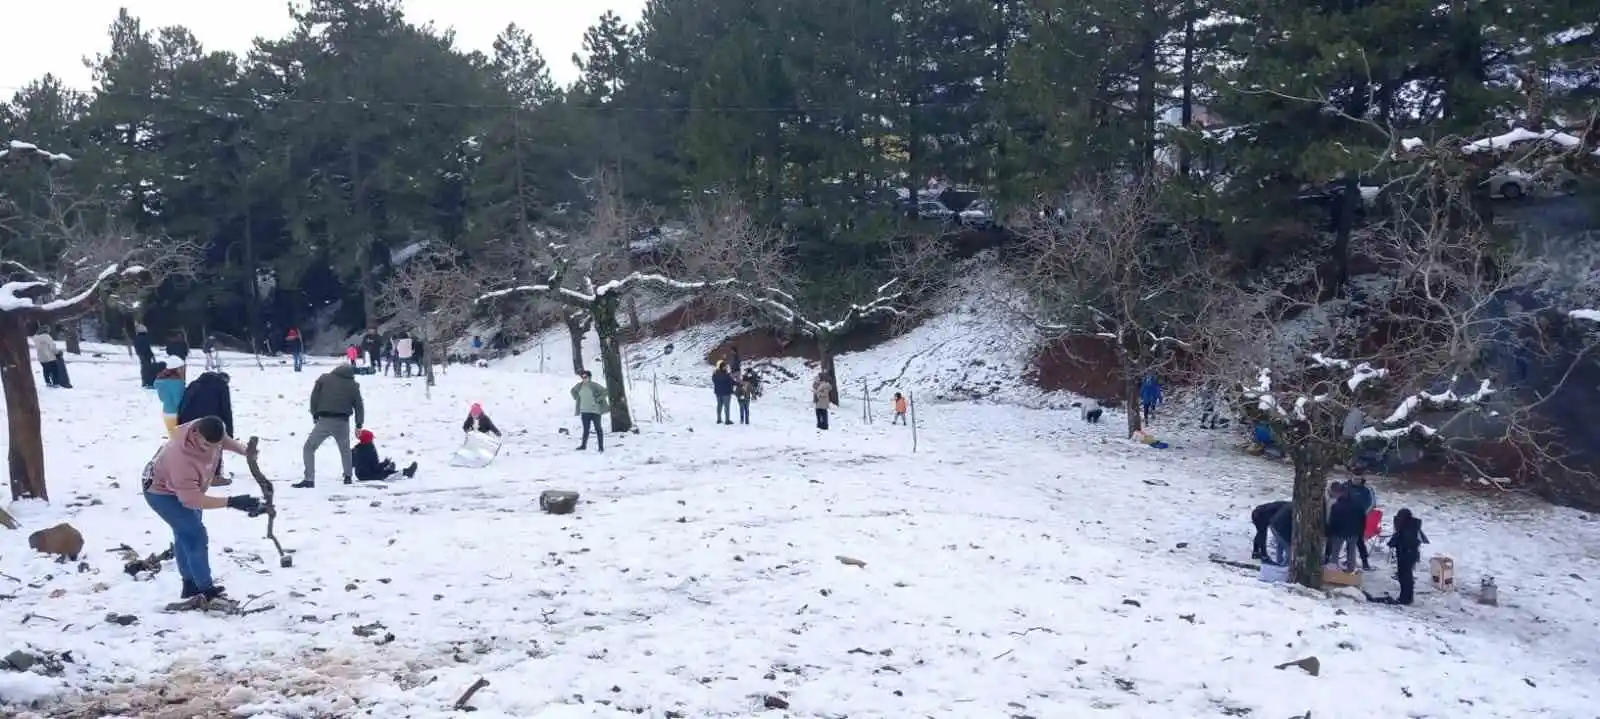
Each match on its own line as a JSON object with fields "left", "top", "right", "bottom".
{"left": 3, "top": 345, "right": 1599, "bottom": 717}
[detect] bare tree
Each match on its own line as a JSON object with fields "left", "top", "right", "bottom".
{"left": 673, "top": 194, "right": 918, "bottom": 405}
{"left": 1, "top": 143, "right": 153, "bottom": 500}
{"left": 374, "top": 248, "right": 479, "bottom": 396}
{"left": 31, "top": 175, "right": 203, "bottom": 353}
{"left": 1011, "top": 176, "right": 1227, "bottom": 436}
{"left": 1213, "top": 167, "right": 1588, "bottom": 588}
{"left": 477, "top": 176, "right": 734, "bottom": 432}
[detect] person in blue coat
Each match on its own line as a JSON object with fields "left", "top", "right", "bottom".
{"left": 153, "top": 358, "right": 187, "bottom": 437}
{"left": 1139, "top": 374, "right": 1163, "bottom": 424}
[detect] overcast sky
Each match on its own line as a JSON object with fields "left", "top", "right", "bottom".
{"left": 0, "top": 0, "right": 641, "bottom": 97}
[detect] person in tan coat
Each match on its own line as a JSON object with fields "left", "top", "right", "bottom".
{"left": 812, "top": 374, "right": 832, "bottom": 430}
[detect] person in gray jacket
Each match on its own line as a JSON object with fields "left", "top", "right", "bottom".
{"left": 294, "top": 364, "right": 365, "bottom": 488}
{"left": 571, "top": 369, "right": 608, "bottom": 452}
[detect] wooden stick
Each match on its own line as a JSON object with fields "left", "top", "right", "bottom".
{"left": 453, "top": 677, "right": 490, "bottom": 709}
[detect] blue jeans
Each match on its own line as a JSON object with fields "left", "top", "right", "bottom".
{"left": 292, "top": 351, "right": 304, "bottom": 371}
{"left": 145, "top": 492, "right": 213, "bottom": 590}
{"left": 1270, "top": 529, "right": 1291, "bottom": 565}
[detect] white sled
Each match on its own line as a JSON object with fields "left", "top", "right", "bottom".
{"left": 449, "top": 432, "right": 502, "bottom": 468}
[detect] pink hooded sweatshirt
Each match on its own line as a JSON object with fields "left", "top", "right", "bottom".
{"left": 145, "top": 420, "right": 246, "bottom": 509}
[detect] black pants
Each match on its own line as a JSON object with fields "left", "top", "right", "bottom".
{"left": 1396, "top": 558, "right": 1416, "bottom": 604}
{"left": 579, "top": 412, "right": 603, "bottom": 450}
{"left": 815, "top": 408, "right": 829, "bottom": 430}
{"left": 1251, "top": 521, "right": 1270, "bottom": 559}
{"left": 139, "top": 357, "right": 156, "bottom": 387}
{"left": 40, "top": 361, "right": 59, "bottom": 386}
{"left": 1356, "top": 536, "right": 1370, "bottom": 566}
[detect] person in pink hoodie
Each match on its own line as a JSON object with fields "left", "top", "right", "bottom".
{"left": 142, "top": 416, "right": 262, "bottom": 606}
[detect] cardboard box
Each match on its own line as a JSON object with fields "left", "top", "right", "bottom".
{"left": 1322, "top": 567, "right": 1363, "bottom": 587}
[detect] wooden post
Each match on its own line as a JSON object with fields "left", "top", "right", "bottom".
{"left": 909, "top": 391, "right": 919, "bottom": 452}
{"left": 861, "top": 379, "right": 871, "bottom": 423}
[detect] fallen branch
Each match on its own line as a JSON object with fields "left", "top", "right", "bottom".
{"left": 454, "top": 676, "right": 490, "bottom": 709}
{"left": 244, "top": 437, "right": 289, "bottom": 566}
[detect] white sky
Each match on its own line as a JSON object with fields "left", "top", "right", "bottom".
{"left": 0, "top": 0, "right": 642, "bottom": 98}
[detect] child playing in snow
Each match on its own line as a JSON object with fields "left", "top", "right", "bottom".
{"left": 153, "top": 356, "right": 188, "bottom": 437}
{"left": 734, "top": 372, "right": 753, "bottom": 424}
{"left": 461, "top": 403, "right": 501, "bottom": 436}
{"left": 345, "top": 345, "right": 360, "bottom": 366}
{"left": 892, "top": 392, "right": 908, "bottom": 425}
{"left": 351, "top": 429, "right": 417, "bottom": 481}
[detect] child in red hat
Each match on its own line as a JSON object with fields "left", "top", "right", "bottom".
{"left": 350, "top": 428, "right": 416, "bottom": 481}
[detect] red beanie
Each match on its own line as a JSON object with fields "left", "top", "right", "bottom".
{"left": 357, "top": 429, "right": 374, "bottom": 444}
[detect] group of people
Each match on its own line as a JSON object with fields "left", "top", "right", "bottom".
{"left": 1249, "top": 473, "right": 1431, "bottom": 604}
{"left": 29, "top": 325, "right": 73, "bottom": 388}
{"left": 711, "top": 360, "right": 762, "bottom": 425}
{"left": 706, "top": 351, "right": 909, "bottom": 431}
{"left": 347, "top": 329, "right": 426, "bottom": 378}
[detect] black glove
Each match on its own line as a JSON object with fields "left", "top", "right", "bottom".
{"left": 226, "top": 495, "right": 262, "bottom": 513}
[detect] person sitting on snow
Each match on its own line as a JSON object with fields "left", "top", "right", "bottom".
{"left": 461, "top": 402, "right": 501, "bottom": 436}
{"left": 351, "top": 429, "right": 417, "bottom": 481}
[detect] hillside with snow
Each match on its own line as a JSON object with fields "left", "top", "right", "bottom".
{"left": 2, "top": 336, "right": 1598, "bottom": 717}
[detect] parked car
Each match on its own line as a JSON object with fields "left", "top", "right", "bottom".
{"left": 916, "top": 199, "right": 955, "bottom": 221}
{"left": 1486, "top": 167, "right": 1580, "bottom": 199}
{"left": 958, "top": 201, "right": 996, "bottom": 228}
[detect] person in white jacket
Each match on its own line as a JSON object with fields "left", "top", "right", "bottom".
{"left": 392, "top": 335, "right": 415, "bottom": 378}
{"left": 30, "top": 328, "right": 69, "bottom": 388}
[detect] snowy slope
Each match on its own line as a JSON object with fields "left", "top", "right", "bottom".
{"left": 2, "top": 347, "right": 1598, "bottom": 717}
{"left": 503, "top": 262, "right": 1063, "bottom": 412}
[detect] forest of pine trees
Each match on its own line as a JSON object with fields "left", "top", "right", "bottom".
{"left": 1, "top": 0, "right": 1594, "bottom": 343}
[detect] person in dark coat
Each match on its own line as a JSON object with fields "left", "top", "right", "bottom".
{"left": 1268, "top": 502, "right": 1294, "bottom": 566}
{"left": 362, "top": 330, "right": 383, "bottom": 368}
{"left": 165, "top": 333, "right": 190, "bottom": 361}
{"left": 134, "top": 324, "right": 156, "bottom": 387}
{"left": 1251, "top": 500, "right": 1290, "bottom": 560}
{"left": 351, "top": 429, "right": 416, "bottom": 481}
{"left": 1344, "top": 474, "right": 1377, "bottom": 569}
{"left": 728, "top": 347, "right": 742, "bottom": 375}
{"left": 1325, "top": 491, "right": 1366, "bottom": 572}
{"left": 177, "top": 371, "right": 236, "bottom": 485}
{"left": 462, "top": 403, "right": 501, "bottom": 436}
{"left": 712, "top": 362, "right": 735, "bottom": 424}
{"left": 1383, "top": 508, "right": 1429, "bottom": 605}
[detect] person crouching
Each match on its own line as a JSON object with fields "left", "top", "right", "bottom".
{"left": 352, "top": 429, "right": 417, "bottom": 481}
{"left": 142, "top": 416, "right": 262, "bottom": 607}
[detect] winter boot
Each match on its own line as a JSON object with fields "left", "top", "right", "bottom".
{"left": 344, "top": 475, "right": 353, "bottom": 485}
{"left": 402, "top": 462, "right": 418, "bottom": 478}
{"left": 292, "top": 479, "right": 315, "bottom": 489}
{"left": 211, "top": 475, "right": 232, "bottom": 487}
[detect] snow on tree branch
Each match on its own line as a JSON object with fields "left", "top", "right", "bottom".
{"left": 1571, "top": 309, "right": 1600, "bottom": 322}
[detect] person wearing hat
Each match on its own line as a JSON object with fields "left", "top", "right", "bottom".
{"left": 153, "top": 352, "right": 188, "bottom": 437}
{"left": 571, "top": 369, "right": 608, "bottom": 451}
{"left": 350, "top": 428, "right": 417, "bottom": 481}
{"left": 461, "top": 402, "right": 501, "bottom": 436}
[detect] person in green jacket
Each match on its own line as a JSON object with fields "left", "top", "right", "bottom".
{"left": 294, "top": 364, "right": 365, "bottom": 487}
{"left": 571, "top": 369, "right": 608, "bottom": 452}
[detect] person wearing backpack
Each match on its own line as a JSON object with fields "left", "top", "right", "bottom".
{"left": 572, "top": 369, "right": 609, "bottom": 452}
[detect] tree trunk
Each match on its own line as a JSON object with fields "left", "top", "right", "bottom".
{"left": 565, "top": 314, "right": 587, "bottom": 375}
{"left": 818, "top": 335, "right": 840, "bottom": 405}
{"left": 64, "top": 320, "right": 82, "bottom": 354}
{"left": 1125, "top": 375, "right": 1143, "bottom": 437}
{"left": 592, "top": 297, "right": 634, "bottom": 433}
{"left": 1, "top": 317, "right": 48, "bottom": 500}
{"left": 1289, "top": 448, "right": 1330, "bottom": 588}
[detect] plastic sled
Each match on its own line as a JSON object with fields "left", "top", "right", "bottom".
{"left": 449, "top": 432, "right": 502, "bottom": 468}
